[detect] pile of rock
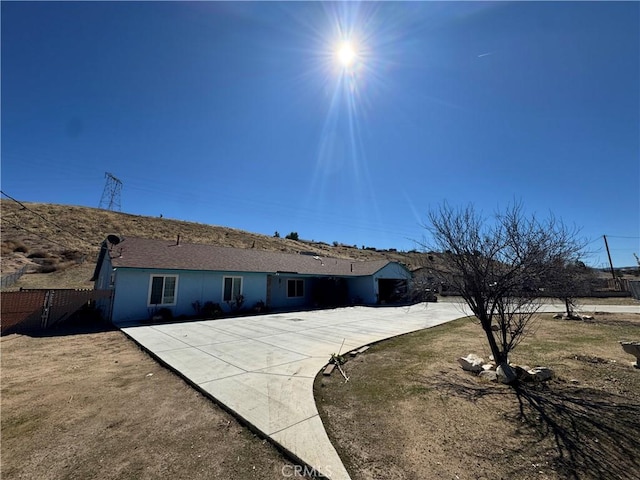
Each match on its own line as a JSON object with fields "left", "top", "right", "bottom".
{"left": 457, "top": 354, "right": 554, "bottom": 385}
{"left": 552, "top": 313, "right": 594, "bottom": 321}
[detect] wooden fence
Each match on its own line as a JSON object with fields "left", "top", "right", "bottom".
{"left": 1, "top": 289, "right": 112, "bottom": 335}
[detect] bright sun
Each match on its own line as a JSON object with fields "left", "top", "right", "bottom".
{"left": 337, "top": 42, "right": 356, "bottom": 67}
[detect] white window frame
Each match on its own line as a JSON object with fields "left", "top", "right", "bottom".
{"left": 222, "top": 276, "right": 243, "bottom": 302}
{"left": 287, "top": 279, "right": 304, "bottom": 298}
{"left": 147, "top": 274, "right": 179, "bottom": 306}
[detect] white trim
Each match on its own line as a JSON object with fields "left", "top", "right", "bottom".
{"left": 147, "top": 274, "right": 179, "bottom": 306}
{"left": 222, "top": 276, "right": 243, "bottom": 302}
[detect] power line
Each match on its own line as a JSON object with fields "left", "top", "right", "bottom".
{"left": 604, "top": 235, "right": 640, "bottom": 240}
{"left": 2, "top": 215, "right": 71, "bottom": 249}
{"left": 0, "top": 190, "right": 94, "bottom": 247}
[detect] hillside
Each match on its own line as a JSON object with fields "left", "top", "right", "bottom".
{"left": 2, "top": 200, "right": 633, "bottom": 293}
{"left": 0, "top": 200, "right": 432, "bottom": 289}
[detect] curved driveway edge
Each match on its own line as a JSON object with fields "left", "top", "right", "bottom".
{"left": 119, "top": 302, "right": 638, "bottom": 479}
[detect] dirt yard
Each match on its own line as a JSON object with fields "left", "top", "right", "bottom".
{"left": 315, "top": 312, "right": 640, "bottom": 480}
{"left": 1, "top": 322, "right": 308, "bottom": 480}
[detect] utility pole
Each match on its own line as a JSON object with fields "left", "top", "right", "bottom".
{"left": 603, "top": 235, "right": 619, "bottom": 290}
{"left": 98, "top": 172, "right": 123, "bottom": 211}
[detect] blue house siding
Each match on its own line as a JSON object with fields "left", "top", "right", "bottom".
{"left": 268, "top": 275, "right": 312, "bottom": 309}
{"left": 348, "top": 276, "right": 377, "bottom": 304}
{"left": 94, "top": 252, "right": 113, "bottom": 291}
{"left": 110, "top": 268, "right": 268, "bottom": 323}
{"left": 374, "top": 262, "right": 413, "bottom": 281}
{"left": 108, "top": 264, "right": 413, "bottom": 322}
{"left": 92, "top": 252, "right": 115, "bottom": 319}
{"left": 373, "top": 263, "right": 413, "bottom": 304}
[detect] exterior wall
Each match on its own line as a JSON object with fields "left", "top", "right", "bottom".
{"left": 347, "top": 263, "right": 412, "bottom": 305}
{"left": 107, "top": 261, "right": 413, "bottom": 323}
{"left": 94, "top": 251, "right": 113, "bottom": 291}
{"left": 111, "top": 268, "right": 267, "bottom": 323}
{"left": 347, "top": 276, "right": 376, "bottom": 304}
{"left": 373, "top": 262, "right": 412, "bottom": 281}
{"left": 268, "top": 275, "right": 312, "bottom": 310}
{"left": 373, "top": 263, "right": 413, "bottom": 304}
{"left": 93, "top": 251, "right": 115, "bottom": 319}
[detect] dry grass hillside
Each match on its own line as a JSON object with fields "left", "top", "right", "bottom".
{"left": 1, "top": 200, "right": 433, "bottom": 289}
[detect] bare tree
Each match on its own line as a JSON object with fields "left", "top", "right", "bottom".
{"left": 423, "top": 202, "right": 586, "bottom": 366}
{"left": 547, "top": 259, "right": 595, "bottom": 318}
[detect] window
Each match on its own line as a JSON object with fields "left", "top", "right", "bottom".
{"left": 148, "top": 275, "right": 178, "bottom": 305}
{"left": 287, "top": 279, "right": 304, "bottom": 298}
{"left": 223, "top": 277, "right": 243, "bottom": 302}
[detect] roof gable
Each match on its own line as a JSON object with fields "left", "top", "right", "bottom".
{"left": 106, "top": 237, "right": 407, "bottom": 277}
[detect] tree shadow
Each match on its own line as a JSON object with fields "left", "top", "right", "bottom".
{"left": 512, "top": 383, "right": 640, "bottom": 480}
{"left": 429, "top": 375, "right": 639, "bottom": 479}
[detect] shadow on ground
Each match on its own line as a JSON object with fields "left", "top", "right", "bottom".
{"left": 512, "top": 383, "right": 640, "bottom": 480}
{"left": 432, "top": 377, "right": 640, "bottom": 480}
{"left": 3, "top": 316, "right": 118, "bottom": 338}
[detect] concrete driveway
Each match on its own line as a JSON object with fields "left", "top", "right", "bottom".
{"left": 120, "top": 301, "right": 638, "bottom": 480}
{"left": 121, "top": 302, "right": 470, "bottom": 480}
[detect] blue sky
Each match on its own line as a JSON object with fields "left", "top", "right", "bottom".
{"left": 2, "top": 1, "right": 638, "bottom": 267}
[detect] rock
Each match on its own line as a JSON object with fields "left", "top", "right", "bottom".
{"left": 496, "top": 363, "right": 517, "bottom": 384}
{"left": 491, "top": 325, "right": 500, "bottom": 332}
{"left": 582, "top": 315, "right": 594, "bottom": 320}
{"left": 482, "top": 363, "right": 495, "bottom": 371}
{"left": 458, "top": 354, "right": 485, "bottom": 373}
{"left": 619, "top": 341, "right": 640, "bottom": 368}
{"left": 553, "top": 314, "right": 562, "bottom": 319}
{"left": 528, "top": 367, "right": 554, "bottom": 381}
{"left": 514, "top": 366, "right": 532, "bottom": 382}
{"left": 479, "top": 370, "right": 498, "bottom": 382}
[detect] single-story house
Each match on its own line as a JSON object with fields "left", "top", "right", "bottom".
{"left": 92, "top": 236, "right": 413, "bottom": 323}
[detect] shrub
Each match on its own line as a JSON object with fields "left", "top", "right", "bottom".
{"left": 285, "top": 232, "right": 299, "bottom": 241}
{"left": 38, "top": 264, "right": 58, "bottom": 273}
{"left": 28, "top": 251, "right": 50, "bottom": 259}
{"left": 1, "top": 240, "right": 29, "bottom": 255}
{"left": 253, "top": 300, "right": 267, "bottom": 313}
{"left": 13, "top": 241, "right": 28, "bottom": 253}
{"left": 202, "top": 301, "right": 223, "bottom": 318}
{"left": 150, "top": 307, "right": 173, "bottom": 322}
{"left": 61, "top": 249, "right": 84, "bottom": 262}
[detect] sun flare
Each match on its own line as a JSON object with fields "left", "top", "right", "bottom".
{"left": 337, "top": 42, "right": 356, "bottom": 67}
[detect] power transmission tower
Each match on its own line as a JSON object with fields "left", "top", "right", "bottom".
{"left": 98, "top": 172, "right": 122, "bottom": 211}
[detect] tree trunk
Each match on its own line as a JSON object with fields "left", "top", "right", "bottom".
{"left": 565, "top": 298, "right": 573, "bottom": 317}
{"left": 479, "top": 316, "right": 507, "bottom": 364}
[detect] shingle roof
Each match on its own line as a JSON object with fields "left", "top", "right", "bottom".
{"left": 109, "top": 237, "right": 404, "bottom": 277}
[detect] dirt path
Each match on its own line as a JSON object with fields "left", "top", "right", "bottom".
{"left": 1, "top": 325, "right": 306, "bottom": 479}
